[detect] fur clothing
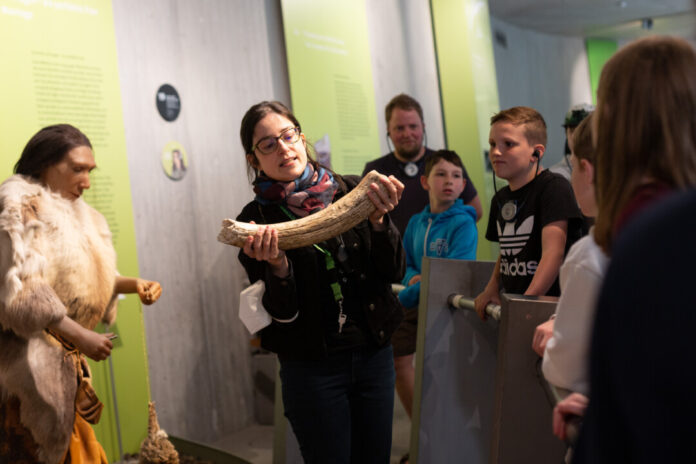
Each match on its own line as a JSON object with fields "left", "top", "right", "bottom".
{"left": 0, "top": 175, "right": 118, "bottom": 464}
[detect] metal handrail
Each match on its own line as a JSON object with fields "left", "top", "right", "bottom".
{"left": 447, "top": 294, "right": 501, "bottom": 321}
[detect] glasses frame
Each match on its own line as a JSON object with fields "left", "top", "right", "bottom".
{"left": 253, "top": 126, "right": 302, "bottom": 155}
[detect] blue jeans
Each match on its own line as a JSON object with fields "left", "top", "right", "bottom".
{"left": 279, "top": 345, "right": 396, "bottom": 464}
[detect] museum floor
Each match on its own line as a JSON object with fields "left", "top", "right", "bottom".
{"left": 207, "top": 393, "right": 411, "bottom": 464}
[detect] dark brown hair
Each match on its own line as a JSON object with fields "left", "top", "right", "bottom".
{"left": 570, "top": 113, "right": 594, "bottom": 165}
{"left": 424, "top": 149, "right": 464, "bottom": 177}
{"left": 14, "top": 124, "right": 92, "bottom": 179}
{"left": 490, "top": 106, "right": 547, "bottom": 147}
{"left": 593, "top": 36, "right": 696, "bottom": 253}
{"left": 385, "top": 93, "right": 424, "bottom": 126}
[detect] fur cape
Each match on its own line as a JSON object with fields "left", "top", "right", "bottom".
{"left": 0, "top": 175, "right": 118, "bottom": 464}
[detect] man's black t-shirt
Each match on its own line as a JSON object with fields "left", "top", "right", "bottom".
{"left": 362, "top": 148, "right": 478, "bottom": 235}
{"left": 485, "top": 170, "right": 585, "bottom": 296}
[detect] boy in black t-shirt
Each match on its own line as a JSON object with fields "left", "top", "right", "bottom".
{"left": 474, "top": 106, "right": 584, "bottom": 319}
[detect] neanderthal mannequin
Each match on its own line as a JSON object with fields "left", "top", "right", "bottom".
{"left": 0, "top": 124, "right": 161, "bottom": 463}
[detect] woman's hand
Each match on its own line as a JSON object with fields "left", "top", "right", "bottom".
{"left": 552, "top": 392, "right": 588, "bottom": 442}
{"left": 367, "top": 175, "right": 404, "bottom": 230}
{"left": 136, "top": 279, "right": 162, "bottom": 305}
{"left": 408, "top": 275, "right": 421, "bottom": 286}
{"left": 243, "top": 222, "right": 289, "bottom": 277}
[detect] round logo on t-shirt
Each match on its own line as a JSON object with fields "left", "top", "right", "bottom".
{"left": 501, "top": 201, "right": 517, "bottom": 222}
{"left": 404, "top": 162, "right": 419, "bottom": 177}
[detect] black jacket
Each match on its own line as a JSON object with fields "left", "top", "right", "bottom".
{"left": 237, "top": 175, "right": 405, "bottom": 360}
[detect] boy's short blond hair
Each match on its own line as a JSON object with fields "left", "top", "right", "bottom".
{"left": 490, "top": 106, "right": 547, "bottom": 147}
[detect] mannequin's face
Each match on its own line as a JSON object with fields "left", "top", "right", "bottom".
{"left": 40, "top": 146, "right": 95, "bottom": 200}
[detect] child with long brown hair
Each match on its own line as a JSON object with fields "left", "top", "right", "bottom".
{"left": 558, "top": 36, "right": 696, "bottom": 462}
{"left": 592, "top": 36, "right": 696, "bottom": 253}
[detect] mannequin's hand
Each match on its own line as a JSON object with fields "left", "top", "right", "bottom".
{"left": 137, "top": 279, "right": 162, "bottom": 305}
{"left": 74, "top": 327, "right": 113, "bottom": 361}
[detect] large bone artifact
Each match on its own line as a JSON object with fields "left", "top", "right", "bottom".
{"left": 218, "top": 170, "right": 387, "bottom": 250}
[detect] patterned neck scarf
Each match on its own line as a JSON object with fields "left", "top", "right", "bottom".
{"left": 253, "top": 163, "right": 339, "bottom": 217}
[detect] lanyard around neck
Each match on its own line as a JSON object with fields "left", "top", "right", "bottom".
{"left": 279, "top": 205, "right": 344, "bottom": 303}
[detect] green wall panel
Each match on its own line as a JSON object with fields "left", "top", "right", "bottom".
{"left": 586, "top": 38, "right": 618, "bottom": 104}
{"left": 281, "top": 0, "right": 380, "bottom": 175}
{"left": 430, "top": 0, "right": 500, "bottom": 260}
{"left": 0, "top": 1, "right": 150, "bottom": 460}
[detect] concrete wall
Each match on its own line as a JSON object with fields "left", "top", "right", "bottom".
{"left": 489, "top": 16, "right": 593, "bottom": 167}
{"left": 367, "top": 0, "right": 445, "bottom": 157}
{"left": 112, "top": 0, "right": 290, "bottom": 442}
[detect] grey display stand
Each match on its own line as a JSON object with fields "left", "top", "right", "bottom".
{"left": 490, "top": 294, "right": 566, "bottom": 463}
{"left": 411, "top": 258, "right": 498, "bottom": 463}
{"left": 411, "top": 257, "right": 566, "bottom": 463}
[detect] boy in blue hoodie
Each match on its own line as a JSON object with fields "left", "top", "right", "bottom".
{"left": 394, "top": 150, "right": 478, "bottom": 427}
{"left": 398, "top": 149, "right": 478, "bottom": 308}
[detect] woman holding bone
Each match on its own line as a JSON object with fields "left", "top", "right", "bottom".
{"left": 0, "top": 124, "right": 162, "bottom": 463}
{"left": 236, "top": 101, "right": 405, "bottom": 463}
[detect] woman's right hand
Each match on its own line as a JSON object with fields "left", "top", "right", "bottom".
{"left": 243, "top": 222, "right": 289, "bottom": 277}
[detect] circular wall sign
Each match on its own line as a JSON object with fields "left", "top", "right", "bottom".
{"left": 156, "top": 84, "right": 181, "bottom": 122}
{"left": 161, "top": 141, "right": 189, "bottom": 181}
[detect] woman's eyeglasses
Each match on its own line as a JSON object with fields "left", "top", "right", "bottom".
{"left": 254, "top": 127, "right": 301, "bottom": 155}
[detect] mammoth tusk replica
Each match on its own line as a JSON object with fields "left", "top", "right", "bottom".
{"left": 218, "top": 170, "right": 388, "bottom": 250}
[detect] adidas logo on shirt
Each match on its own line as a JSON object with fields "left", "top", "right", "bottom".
{"left": 500, "top": 257, "right": 538, "bottom": 276}
{"left": 497, "top": 216, "right": 538, "bottom": 276}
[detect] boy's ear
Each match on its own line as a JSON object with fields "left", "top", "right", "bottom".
{"left": 420, "top": 175, "right": 430, "bottom": 191}
{"left": 533, "top": 145, "right": 545, "bottom": 159}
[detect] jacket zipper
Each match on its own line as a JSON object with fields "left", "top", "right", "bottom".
{"left": 423, "top": 217, "right": 433, "bottom": 256}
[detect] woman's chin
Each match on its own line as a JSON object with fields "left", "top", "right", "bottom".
{"left": 273, "top": 167, "right": 303, "bottom": 182}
